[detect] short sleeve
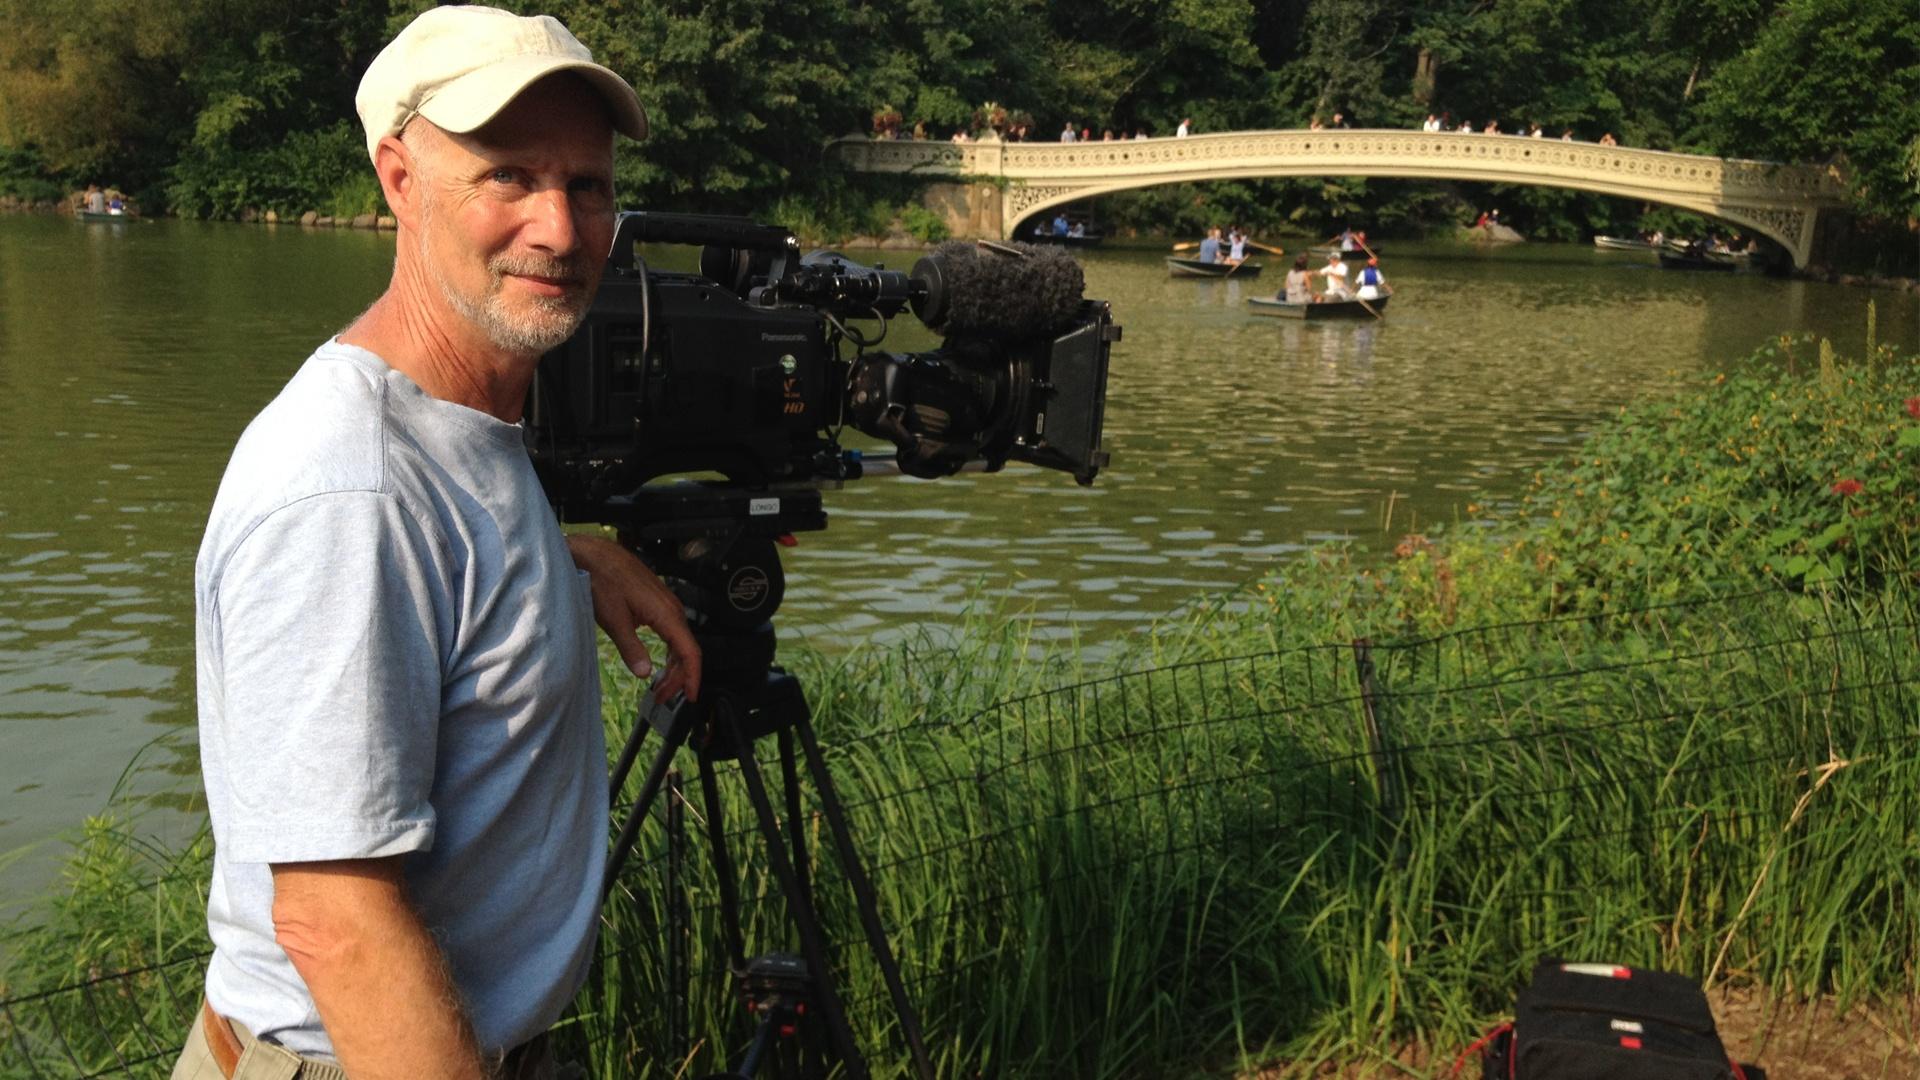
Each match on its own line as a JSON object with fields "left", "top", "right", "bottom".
{"left": 209, "top": 491, "right": 448, "bottom": 864}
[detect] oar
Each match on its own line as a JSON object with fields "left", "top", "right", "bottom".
{"left": 1353, "top": 294, "right": 1384, "bottom": 320}
{"left": 1171, "top": 240, "right": 1200, "bottom": 252}
{"left": 1246, "top": 239, "right": 1285, "bottom": 255}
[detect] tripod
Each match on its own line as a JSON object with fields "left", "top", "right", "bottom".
{"left": 598, "top": 486, "right": 935, "bottom": 1080}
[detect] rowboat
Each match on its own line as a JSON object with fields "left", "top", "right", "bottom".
{"left": 1593, "top": 235, "right": 1657, "bottom": 251}
{"left": 1307, "top": 245, "right": 1382, "bottom": 259}
{"left": 75, "top": 210, "right": 130, "bottom": 223}
{"left": 1028, "top": 230, "right": 1105, "bottom": 248}
{"left": 1167, "top": 256, "right": 1262, "bottom": 278}
{"left": 1248, "top": 294, "right": 1389, "bottom": 319}
{"left": 1657, "top": 250, "right": 1737, "bottom": 272}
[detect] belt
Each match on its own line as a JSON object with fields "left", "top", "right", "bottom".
{"left": 201, "top": 1001, "right": 549, "bottom": 1079}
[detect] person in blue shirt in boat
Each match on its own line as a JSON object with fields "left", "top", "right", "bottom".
{"left": 1196, "top": 226, "right": 1223, "bottom": 264}
{"left": 1052, "top": 211, "right": 1071, "bottom": 236}
{"left": 1355, "top": 257, "right": 1388, "bottom": 300}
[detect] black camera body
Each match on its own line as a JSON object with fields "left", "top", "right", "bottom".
{"left": 524, "top": 211, "right": 1116, "bottom": 531}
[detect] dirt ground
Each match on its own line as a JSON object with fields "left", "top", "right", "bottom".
{"left": 1239, "top": 989, "right": 1920, "bottom": 1079}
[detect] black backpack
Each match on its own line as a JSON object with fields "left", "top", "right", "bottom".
{"left": 1473, "top": 961, "right": 1760, "bottom": 1080}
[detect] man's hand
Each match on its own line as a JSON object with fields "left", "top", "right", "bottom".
{"left": 566, "top": 534, "right": 702, "bottom": 703}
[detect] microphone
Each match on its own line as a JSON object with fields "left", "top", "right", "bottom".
{"left": 910, "top": 241, "right": 1086, "bottom": 340}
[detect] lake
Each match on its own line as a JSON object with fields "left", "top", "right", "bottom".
{"left": 1, "top": 214, "right": 1915, "bottom": 900}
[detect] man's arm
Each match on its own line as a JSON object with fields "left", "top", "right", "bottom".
{"left": 272, "top": 859, "right": 490, "bottom": 1080}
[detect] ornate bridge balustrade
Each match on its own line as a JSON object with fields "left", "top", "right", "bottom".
{"left": 830, "top": 129, "right": 1849, "bottom": 267}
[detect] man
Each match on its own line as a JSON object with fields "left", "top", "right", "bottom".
{"left": 172, "top": 7, "right": 700, "bottom": 1079}
{"left": 1196, "top": 226, "right": 1223, "bottom": 264}
{"left": 1319, "top": 250, "right": 1351, "bottom": 298}
{"left": 1060, "top": 122, "right": 1077, "bottom": 143}
{"left": 1175, "top": 117, "right": 1191, "bottom": 137}
{"left": 1052, "top": 211, "right": 1071, "bottom": 236}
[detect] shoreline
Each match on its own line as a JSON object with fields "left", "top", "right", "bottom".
{"left": 8, "top": 201, "right": 1916, "bottom": 292}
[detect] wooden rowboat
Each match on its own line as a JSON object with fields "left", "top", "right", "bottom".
{"left": 1248, "top": 294, "right": 1389, "bottom": 319}
{"left": 74, "top": 210, "right": 131, "bottom": 223}
{"left": 1593, "top": 235, "right": 1657, "bottom": 251}
{"left": 1657, "top": 250, "right": 1738, "bottom": 272}
{"left": 1167, "top": 256, "right": 1262, "bottom": 278}
{"left": 1307, "top": 245, "right": 1383, "bottom": 259}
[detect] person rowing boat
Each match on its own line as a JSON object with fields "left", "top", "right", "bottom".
{"left": 1355, "top": 256, "right": 1389, "bottom": 300}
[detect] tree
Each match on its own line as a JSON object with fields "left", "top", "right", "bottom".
{"left": 1693, "top": 0, "right": 1920, "bottom": 220}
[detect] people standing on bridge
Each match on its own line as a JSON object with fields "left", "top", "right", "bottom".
{"left": 1308, "top": 115, "right": 1325, "bottom": 131}
{"left": 1484, "top": 120, "right": 1500, "bottom": 135}
{"left": 1355, "top": 257, "right": 1388, "bottom": 301}
{"left": 1197, "top": 226, "right": 1223, "bottom": 264}
{"left": 1134, "top": 128, "right": 1149, "bottom": 140}
{"left": 1060, "top": 122, "right": 1076, "bottom": 143}
{"left": 1331, "top": 112, "right": 1349, "bottom": 129}
{"left": 1282, "top": 255, "right": 1317, "bottom": 304}
{"left": 1422, "top": 114, "right": 1440, "bottom": 132}
{"left": 1458, "top": 119, "right": 1475, "bottom": 133}
{"left": 1102, "top": 128, "right": 1115, "bottom": 140}
{"left": 1528, "top": 123, "right": 1543, "bottom": 138}
{"left": 1319, "top": 251, "right": 1352, "bottom": 299}
{"left": 1598, "top": 132, "right": 1618, "bottom": 146}
{"left": 1561, "top": 128, "right": 1574, "bottom": 140}
{"left": 1176, "top": 118, "right": 1191, "bottom": 137}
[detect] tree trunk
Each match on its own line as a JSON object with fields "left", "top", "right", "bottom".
{"left": 1413, "top": 48, "right": 1439, "bottom": 105}
{"left": 1682, "top": 58, "right": 1701, "bottom": 101}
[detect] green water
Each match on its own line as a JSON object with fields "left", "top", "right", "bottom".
{"left": 1, "top": 214, "right": 1915, "bottom": 899}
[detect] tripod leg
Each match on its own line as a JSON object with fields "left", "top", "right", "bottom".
{"left": 602, "top": 726, "right": 680, "bottom": 901}
{"left": 721, "top": 709, "right": 871, "bottom": 1080}
{"left": 779, "top": 728, "right": 810, "bottom": 899}
{"left": 794, "top": 713, "right": 937, "bottom": 1080}
{"left": 607, "top": 697, "right": 652, "bottom": 806}
{"left": 666, "top": 769, "right": 689, "bottom": 1064}
{"left": 697, "top": 762, "right": 750, "bottom": 973}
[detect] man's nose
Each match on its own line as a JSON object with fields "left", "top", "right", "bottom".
{"left": 521, "top": 186, "right": 580, "bottom": 257}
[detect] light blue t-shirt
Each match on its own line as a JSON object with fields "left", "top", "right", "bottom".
{"left": 194, "top": 340, "right": 607, "bottom": 1058}
{"left": 1197, "top": 236, "right": 1221, "bottom": 263}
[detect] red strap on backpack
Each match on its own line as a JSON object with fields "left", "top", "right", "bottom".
{"left": 1448, "top": 1022, "right": 1513, "bottom": 1078}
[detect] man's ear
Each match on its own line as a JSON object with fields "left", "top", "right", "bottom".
{"left": 372, "top": 134, "right": 423, "bottom": 230}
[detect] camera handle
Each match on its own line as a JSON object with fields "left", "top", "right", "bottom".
{"left": 601, "top": 542, "right": 935, "bottom": 1080}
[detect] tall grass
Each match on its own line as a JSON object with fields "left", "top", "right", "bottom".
{"left": 567, "top": 580, "right": 1920, "bottom": 1078}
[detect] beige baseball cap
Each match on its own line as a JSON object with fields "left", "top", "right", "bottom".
{"left": 355, "top": 5, "right": 647, "bottom": 162}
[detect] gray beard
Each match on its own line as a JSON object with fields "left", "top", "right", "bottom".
{"left": 432, "top": 255, "right": 588, "bottom": 356}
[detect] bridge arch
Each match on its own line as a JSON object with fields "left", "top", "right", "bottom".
{"left": 831, "top": 130, "right": 1846, "bottom": 267}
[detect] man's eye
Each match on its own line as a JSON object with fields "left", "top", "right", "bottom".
{"left": 490, "top": 169, "right": 519, "bottom": 185}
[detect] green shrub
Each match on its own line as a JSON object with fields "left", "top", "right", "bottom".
{"left": 899, "top": 203, "right": 950, "bottom": 243}
{"left": 163, "top": 122, "right": 380, "bottom": 220}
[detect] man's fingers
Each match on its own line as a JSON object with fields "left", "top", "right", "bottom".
{"left": 608, "top": 624, "right": 655, "bottom": 680}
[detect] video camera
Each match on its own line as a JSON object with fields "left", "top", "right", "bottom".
{"left": 524, "top": 210, "right": 1117, "bottom": 535}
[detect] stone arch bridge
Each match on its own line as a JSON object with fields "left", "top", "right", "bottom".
{"left": 830, "top": 130, "right": 1848, "bottom": 268}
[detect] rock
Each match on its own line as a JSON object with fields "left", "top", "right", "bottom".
{"left": 239, "top": 208, "right": 259, "bottom": 223}
{"left": 300, "top": 211, "right": 319, "bottom": 226}
{"left": 376, "top": 215, "right": 396, "bottom": 230}
{"left": 351, "top": 213, "right": 377, "bottom": 229}
{"left": 315, "top": 215, "right": 335, "bottom": 227}
{"left": 263, "top": 210, "right": 278, "bottom": 224}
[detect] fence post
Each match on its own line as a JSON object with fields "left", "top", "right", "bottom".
{"left": 1352, "top": 638, "right": 1403, "bottom": 824}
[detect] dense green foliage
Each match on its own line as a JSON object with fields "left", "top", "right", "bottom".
{"left": 0, "top": 0, "right": 1915, "bottom": 258}
{"left": 6, "top": 337, "right": 1918, "bottom": 1076}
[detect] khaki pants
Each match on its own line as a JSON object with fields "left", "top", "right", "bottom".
{"left": 170, "top": 1005, "right": 568, "bottom": 1080}
{"left": 170, "top": 1008, "right": 345, "bottom": 1080}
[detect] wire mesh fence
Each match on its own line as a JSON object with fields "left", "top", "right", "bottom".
{"left": 6, "top": 581, "right": 1919, "bottom": 1077}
